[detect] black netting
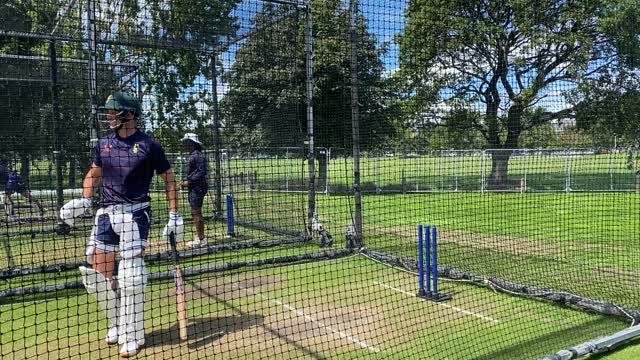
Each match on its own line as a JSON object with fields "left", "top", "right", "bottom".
{"left": 1, "top": 1, "right": 640, "bottom": 359}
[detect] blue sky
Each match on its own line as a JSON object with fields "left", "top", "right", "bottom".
{"left": 360, "top": 0, "right": 406, "bottom": 71}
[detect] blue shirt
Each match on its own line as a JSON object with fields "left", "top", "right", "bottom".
{"left": 94, "top": 131, "right": 171, "bottom": 206}
{"left": 186, "top": 149, "right": 208, "bottom": 190}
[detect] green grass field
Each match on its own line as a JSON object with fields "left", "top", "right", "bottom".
{"left": 0, "top": 256, "right": 630, "bottom": 359}
{"left": 233, "top": 152, "right": 638, "bottom": 193}
{"left": 2, "top": 152, "right": 640, "bottom": 359}
{"left": 20, "top": 151, "right": 639, "bottom": 194}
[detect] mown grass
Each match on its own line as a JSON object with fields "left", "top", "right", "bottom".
{"left": 2, "top": 155, "right": 639, "bottom": 359}
{"left": 0, "top": 255, "right": 629, "bottom": 359}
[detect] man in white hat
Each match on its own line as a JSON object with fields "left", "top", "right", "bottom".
{"left": 180, "top": 133, "right": 209, "bottom": 247}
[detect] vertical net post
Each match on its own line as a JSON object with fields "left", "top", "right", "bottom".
{"left": 305, "top": 2, "right": 316, "bottom": 238}
{"left": 565, "top": 156, "right": 571, "bottom": 192}
{"left": 49, "top": 40, "right": 64, "bottom": 210}
{"left": 326, "top": 148, "right": 331, "bottom": 195}
{"left": 210, "top": 52, "right": 223, "bottom": 219}
{"left": 349, "top": 0, "right": 363, "bottom": 248}
{"left": 609, "top": 151, "right": 614, "bottom": 191}
{"left": 86, "top": 0, "right": 99, "bottom": 150}
{"left": 481, "top": 150, "right": 487, "bottom": 193}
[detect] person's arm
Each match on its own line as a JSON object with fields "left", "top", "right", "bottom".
{"left": 82, "top": 163, "right": 102, "bottom": 199}
{"left": 160, "top": 169, "right": 178, "bottom": 213}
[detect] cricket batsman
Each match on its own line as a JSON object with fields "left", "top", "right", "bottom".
{"left": 60, "top": 91, "right": 184, "bottom": 357}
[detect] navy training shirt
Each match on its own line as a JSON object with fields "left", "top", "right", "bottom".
{"left": 186, "top": 149, "right": 208, "bottom": 190}
{"left": 94, "top": 131, "right": 171, "bottom": 206}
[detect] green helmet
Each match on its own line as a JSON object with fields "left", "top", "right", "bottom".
{"left": 104, "top": 91, "right": 141, "bottom": 117}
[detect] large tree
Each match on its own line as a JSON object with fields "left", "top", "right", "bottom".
{"left": 220, "top": 0, "right": 396, "bottom": 151}
{"left": 399, "top": 0, "right": 640, "bottom": 188}
{"left": 572, "top": 69, "right": 640, "bottom": 145}
{"left": 572, "top": 0, "right": 640, "bottom": 145}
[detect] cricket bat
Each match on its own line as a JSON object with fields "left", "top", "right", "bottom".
{"left": 169, "top": 232, "right": 188, "bottom": 340}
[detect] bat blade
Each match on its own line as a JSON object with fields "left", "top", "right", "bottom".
{"left": 169, "top": 232, "right": 188, "bottom": 340}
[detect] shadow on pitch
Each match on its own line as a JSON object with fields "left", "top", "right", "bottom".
{"left": 145, "top": 313, "right": 264, "bottom": 350}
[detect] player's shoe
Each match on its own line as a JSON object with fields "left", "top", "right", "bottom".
{"left": 119, "top": 340, "right": 141, "bottom": 358}
{"left": 106, "top": 326, "right": 119, "bottom": 345}
{"left": 119, "top": 338, "right": 144, "bottom": 357}
{"left": 188, "top": 237, "right": 208, "bottom": 248}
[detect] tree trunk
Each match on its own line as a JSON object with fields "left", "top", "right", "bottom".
{"left": 488, "top": 150, "right": 512, "bottom": 190}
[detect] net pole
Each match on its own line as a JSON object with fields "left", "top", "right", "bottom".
{"left": 305, "top": 3, "right": 316, "bottom": 237}
{"left": 326, "top": 148, "right": 331, "bottom": 194}
{"left": 349, "top": 0, "right": 363, "bottom": 248}
{"left": 210, "top": 52, "right": 223, "bottom": 219}
{"left": 87, "top": 0, "right": 99, "bottom": 150}
{"left": 609, "top": 151, "right": 614, "bottom": 191}
{"left": 49, "top": 40, "right": 64, "bottom": 210}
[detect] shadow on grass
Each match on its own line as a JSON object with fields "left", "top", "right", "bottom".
{"left": 146, "top": 313, "right": 264, "bottom": 350}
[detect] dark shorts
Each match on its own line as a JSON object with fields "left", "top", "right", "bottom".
{"left": 95, "top": 207, "right": 151, "bottom": 249}
{"left": 6, "top": 179, "right": 25, "bottom": 194}
{"left": 188, "top": 187, "right": 208, "bottom": 210}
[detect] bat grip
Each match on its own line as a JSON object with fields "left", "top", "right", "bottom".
{"left": 169, "top": 232, "right": 179, "bottom": 262}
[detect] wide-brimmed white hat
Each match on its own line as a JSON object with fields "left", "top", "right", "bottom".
{"left": 180, "top": 133, "right": 202, "bottom": 145}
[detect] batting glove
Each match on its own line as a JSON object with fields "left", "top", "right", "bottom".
{"left": 59, "top": 198, "right": 93, "bottom": 226}
{"left": 162, "top": 212, "right": 184, "bottom": 242}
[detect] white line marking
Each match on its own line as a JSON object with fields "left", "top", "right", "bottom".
{"left": 373, "top": 281, "right": 499, "bottom": 324}
{"left": 234, "top": 284, "right": 381, "bottom": 353}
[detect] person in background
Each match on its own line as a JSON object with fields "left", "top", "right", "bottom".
{"left": 1, "top": 159, "right": 46, "bottom": 220}
{"left": 180, "top": 133, "right": 209, "bottom": 248}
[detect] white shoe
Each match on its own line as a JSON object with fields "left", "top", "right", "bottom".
{"left": 188, "top": 237, "right": 208, "bottom": 248}
{"left": 105, "top": 326, "right": 118, "bottom": 345}
{"left": 119, "top": 339, "right": 144, "bottom": 358}
{"left": 118, "top": 336, "right": 145, "bottom": 347}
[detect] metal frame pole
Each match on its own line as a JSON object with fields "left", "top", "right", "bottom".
{"left": 87, "top": 0, "right": 99, "bottom": 150}
{"left": 211, "top": 52, "right": 223, "bottom": 218}
{"left": 349, "top": 0, "right": 364, "bottom": 247}
{"left": 49, "top": 40, "right": 64, "bottom": 210}
{"left": 305, "top": 3, "right": 316, "bottom": 238}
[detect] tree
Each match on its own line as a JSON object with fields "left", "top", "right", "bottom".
{"left": 96, "top": 0, "right": 240, "bottom": 136}
{"left": 220, "top": 0, "right": 396, "bottom": 151}
{"left": 1, "top": 0, "right": 241, "bottom": 186}
{"left": 572, "top": 75, "right": 640, "bottom": 146}
{"left": 398, "top": 0, "right": 640, "bottom": 188}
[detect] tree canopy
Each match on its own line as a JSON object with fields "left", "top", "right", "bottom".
{"left": 398, "top": 0, "right": 640, "bottom": 186}
{"left": 220, "top": 0, "right": 397, "bottom": 150}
